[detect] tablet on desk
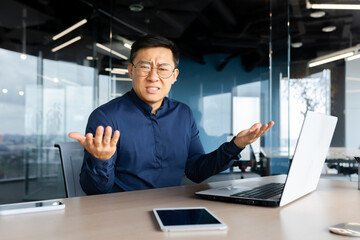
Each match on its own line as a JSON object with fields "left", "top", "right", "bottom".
{"left": 0, "top": 200, "right": 65, "bottom": 215}
{"left": 153, "top": 207, "right": 227, "bottom": 232}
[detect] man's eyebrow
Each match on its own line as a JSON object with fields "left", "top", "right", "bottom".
{"left": 138, "top": 60, "right": 151, "bottom": 64}
{"left": 137, "top": 61, "right": 173, "bottom": 67}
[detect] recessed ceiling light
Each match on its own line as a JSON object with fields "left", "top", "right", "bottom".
{"left": 129, "top": 3, "right": 144, "bottom": 12}
{"left": 322, "top": 26, "right": 336, "bottom": 32}
{"left": 291, "top": 42, "right": 303, "bottom": 48}
{"left": 310, "top": 11, "right": 325, "bottom": 18}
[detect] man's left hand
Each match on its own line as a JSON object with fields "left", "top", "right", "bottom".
{"left": 234, "top": 121, "right": 275, "bottom": 148}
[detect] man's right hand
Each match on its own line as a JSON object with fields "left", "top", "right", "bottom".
{"left": 68, "top": 126, "right": 120, "bottom": 160}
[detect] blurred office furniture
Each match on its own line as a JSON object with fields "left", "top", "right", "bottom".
{"left": 260, "top": 147, "right": 292, "bottom": 175}
{"left": 261, "top": 147, "right": 360, "bottom": 177}
{"left": 326, "top": 147, "right": 360, "bottom": 178}
{"left": 54, "top": 142, "right": 86, "bottom": 197}
{"left": 24, "top": 146, "right": 65, "bottom": 201}
{"left": 230, "top": 144, "right": 266, "bottom": 178}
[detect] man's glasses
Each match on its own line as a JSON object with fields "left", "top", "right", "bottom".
{"left": 132, "top": 61, "right": 176, "bottom": 79}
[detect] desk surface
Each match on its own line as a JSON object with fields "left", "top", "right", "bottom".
{"left": 1, "top": 176, "right": 360, "bottom": 240}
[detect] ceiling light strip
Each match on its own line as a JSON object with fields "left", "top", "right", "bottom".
{"left": 96, "top": 43, "right": 128, "bottom": 60}
{"left": 309, "top": 52, "right": 354, "bottom": 67}
{"left": 111, "top": 77, "right": 132, "bottom": 81}
{"left": 51, "top": 36, "right": 82, "bottom": 52}
{"left": 52, "top": 19, "right": 87, "bottom": 41}
{"left": 105, "top": 68, "right": 129, "bottom": 75}
{"left": 346, "top": 54, "right": 360, "bottom": 61}
{"left": 310, "top": 4, "right": 360, "bottom": 10}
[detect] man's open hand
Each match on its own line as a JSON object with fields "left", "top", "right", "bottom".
{"left": 234, "top": 121, "right": 274, "bottom": 148}
{"left": 68, "top": 126, "right": 120, "bottom": 160}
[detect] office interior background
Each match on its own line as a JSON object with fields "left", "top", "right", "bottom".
{"left": 0, "top": 0, "right": 359, "bottom": 204}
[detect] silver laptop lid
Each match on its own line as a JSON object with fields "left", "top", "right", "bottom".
{"left": 279, "top": 111, "right": 337, "bottom": 207}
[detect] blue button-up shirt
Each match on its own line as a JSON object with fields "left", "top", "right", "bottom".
{"left": 80, "top": 89, "right": 242, "bottom": 194}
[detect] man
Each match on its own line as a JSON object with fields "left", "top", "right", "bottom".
{"left": 69, "top": 35, "right": 274, "bottom": 195}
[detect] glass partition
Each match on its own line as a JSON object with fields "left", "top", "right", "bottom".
{"left": 0, "top": 0, "right": 114, "bottom": 203}
{"left": 0, "top": 0, "right": 291, "bottom": 203}
{"left": 289, "top": 1, "right": 360, "bottom": 178}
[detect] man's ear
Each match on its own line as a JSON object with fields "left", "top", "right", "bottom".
{"left": 172, "top": 68, "right": 179, "bottom": 84}
{"left": 128, "top": 63, "right": 133, "bottom": 79}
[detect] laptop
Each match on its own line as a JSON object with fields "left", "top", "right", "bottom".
{"left": 196, "top": 111, "right": 338, "bottom": 207}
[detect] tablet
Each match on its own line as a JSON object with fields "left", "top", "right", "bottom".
{"left": 0, "top": 200, "right": 65, "bottom": 215}
{"left": 153, "top": 207, "right": 227, "bottom": 232}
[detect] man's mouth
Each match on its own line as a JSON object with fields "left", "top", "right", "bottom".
{"left": 146, "top": 87, "right": 160, "bottom": 93}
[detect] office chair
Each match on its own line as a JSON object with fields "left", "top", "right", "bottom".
{"left": 54, "top": 142, "right": 87, "bottom": 197}
{"left": 231, "top": 144, "right": 265, "bottom": 178}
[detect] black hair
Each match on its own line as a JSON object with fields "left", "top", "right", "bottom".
{"left": 130, "top": 35, "right": 179, "bottom": 68}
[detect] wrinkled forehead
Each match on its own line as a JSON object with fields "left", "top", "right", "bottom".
{"left": 133, "top": 47, "right": 175, "bottom": 66}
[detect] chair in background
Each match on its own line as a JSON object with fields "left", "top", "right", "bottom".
{"left": 54, "top": 142, "right": 87, "bottom": 197}
{"left": 230, "top": 144, "right": 266, "bottom": 178}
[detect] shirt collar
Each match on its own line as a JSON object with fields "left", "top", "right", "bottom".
{"left": 129, "top": 88, "right": 168, "bottom": 115}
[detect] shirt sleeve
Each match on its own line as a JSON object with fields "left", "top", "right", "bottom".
{"left": 184, "top": 110, "right": 244, "bottom": 183}
{"left": 79, "top": 109, "right": 118, "bottom": 195}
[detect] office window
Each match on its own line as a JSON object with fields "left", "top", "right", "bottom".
{"left": 280, "top": 70, "right": 331, "bottom": 148}
{"left": 200, "top": 93, "right": 232, "bottom": 153}
{"left": 232, "top": 82, "right": 261, "bottom": 159}
{"left": 345, "top": 59, "right": 360, "bottom": 149}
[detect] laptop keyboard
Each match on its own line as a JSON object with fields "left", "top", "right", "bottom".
{"left": 231, "top": 183, "right": 285, "bottom": 199}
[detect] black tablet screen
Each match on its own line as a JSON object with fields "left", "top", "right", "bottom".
{"left": 156, "top": 208, "right": 220, "bottom": 226}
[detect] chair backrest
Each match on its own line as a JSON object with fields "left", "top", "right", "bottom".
{"left": 54, "top": 142, "right": 87, "bottom": 197}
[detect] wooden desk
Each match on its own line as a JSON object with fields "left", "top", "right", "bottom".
{"left": 1, "top": 176, "right": 360, "bottom": 240}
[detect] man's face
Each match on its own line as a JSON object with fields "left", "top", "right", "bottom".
{"left": 128, "top": 47, "right": 179, "bottom": 113}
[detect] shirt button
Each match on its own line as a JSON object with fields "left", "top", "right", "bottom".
{"left": 102, "top": 162, "right": 107, "bottom": 166}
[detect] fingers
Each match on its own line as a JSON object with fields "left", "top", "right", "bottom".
{"left": 103, "top": 126, "right": 112, "bottom": 145}
{"left": 68, "top": 132, "right": 86, "bottom": 144}
{"left": 249, "top": 123, "right": 261, "bottom": 132}
{"left": 71, "top": 126, "right": 120, "bottom": 160}
{"left": 93, "top": 126, "right": 119, "bottom": 147}
{"left": 94, "top": 126, "right": 104, "bottom": 146}
{"left": 234, "top": 121, "right": 275, "bottom": 148}
{"left": 69, "top": 126, "right": 120, "bottom": 148}
{"left": 68, "top": 132, "right": 85, "bottom": 141}
{"left": 253, "top": 121, "right": 275, "bottom": 139}
{"left": 85, "top": 132, "right": 94, "bottom": 147}
{"left": 111, "top": 130, "right": 120, "bottom": 147}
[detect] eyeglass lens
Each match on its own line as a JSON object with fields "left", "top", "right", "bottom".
{"left": 134, "top": 62, "right": 174, "bottom": 79}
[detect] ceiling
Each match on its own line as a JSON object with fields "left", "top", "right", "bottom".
{"left": 1, "top": 0, "right": 360, "bottom": 73}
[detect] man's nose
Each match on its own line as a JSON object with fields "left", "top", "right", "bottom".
{"left": 147, "top": 68, "right": 159, "bottom": 80}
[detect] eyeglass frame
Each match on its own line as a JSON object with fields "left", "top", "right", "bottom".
{"left": 131, "top": 61, "right": 177, "bottom": 79}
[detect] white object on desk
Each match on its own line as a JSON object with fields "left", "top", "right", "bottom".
{"left": 0, "top": 200, "right": 65, "bottom": 215}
